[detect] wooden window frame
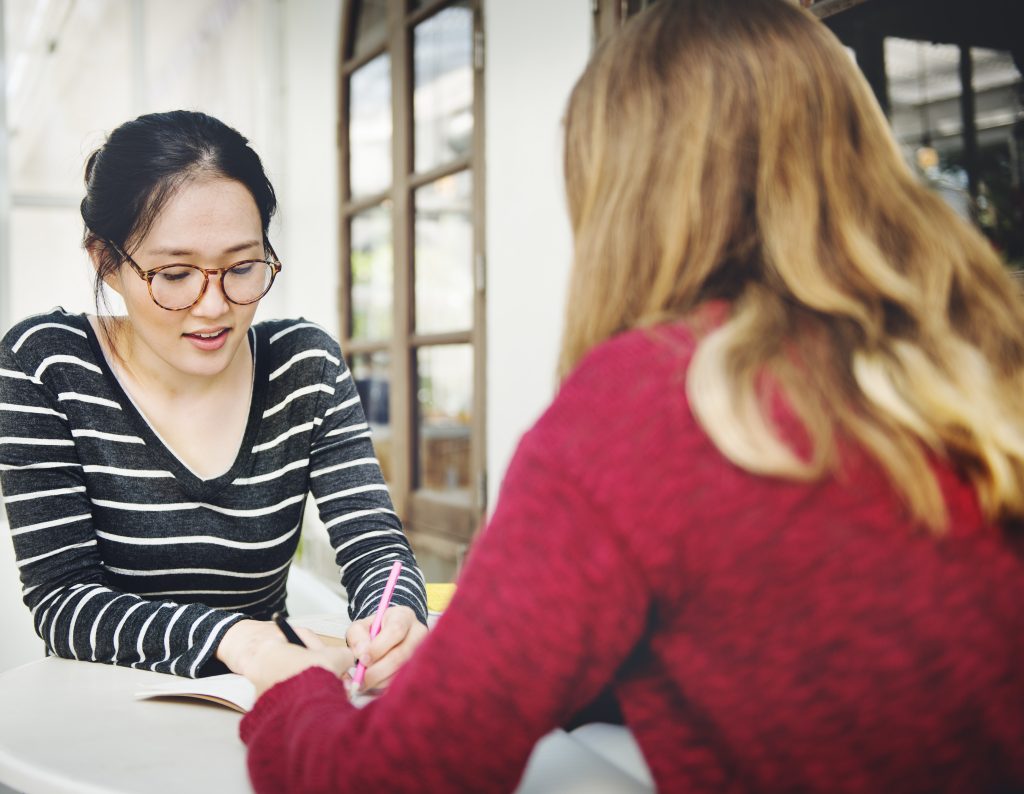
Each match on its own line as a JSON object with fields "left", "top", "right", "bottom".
{"left": 339, "top": 0, "right": 487, "bottom": 569}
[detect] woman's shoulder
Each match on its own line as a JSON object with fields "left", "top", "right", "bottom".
{"left": 254, "top": 318, "right": 341, "bottom": 354}
{"left": 1, "top": 308, "right": 91, "bottom": 368}
{"left": 528, "top": 321, "right": 703, "bottom": 455}
{"left": 252, "top": 318, "right": 344, "bottom": 384}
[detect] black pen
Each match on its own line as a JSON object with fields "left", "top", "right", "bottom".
{"left": 272, "top": 612, "right": 307, "bottom": 647}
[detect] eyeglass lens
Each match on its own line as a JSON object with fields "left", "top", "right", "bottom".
{"left": 150, "top": 262, "right": 275, "bottom": 309}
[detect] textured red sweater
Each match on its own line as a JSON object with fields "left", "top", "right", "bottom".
{"left": 241, "top": 323, "right": 1024, "bottom": 792}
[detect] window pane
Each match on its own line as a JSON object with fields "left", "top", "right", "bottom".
{"left": 883, "top": 37, "right": 1024, "bottom": 267}
{"left": 350, "top": 205, "right": 393, "bottom": 340}
{"left": 967, "top": 47, "right": 1023, "bottom": 267}
{"left": 414, "top": 171, "right": 473, "bottom": 334}
{"left": 413, "top": 3, "right": 474, "bottom": 173}
{"left": 351, "top": 351, "right": 393, "bottom": 483}
{"left": 416, "top": 345, "right": 472, "bottom": 497}
{"left": 349, "top": 54, "right": 392, "bottom": 198}
{"left": 351, "top": 0, "right": 389, "bottom": 59}
{"left": 885, "top": 38, "right": 965, "bottom": 203}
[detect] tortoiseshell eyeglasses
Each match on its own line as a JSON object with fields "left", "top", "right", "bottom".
{"left": 106, "top": 240, "right": 282, "bottom": 311}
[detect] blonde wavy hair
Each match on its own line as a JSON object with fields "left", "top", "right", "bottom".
{"left": 559, "top": 0, "right": 1024, "bottom": 531}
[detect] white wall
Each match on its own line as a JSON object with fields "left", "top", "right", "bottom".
{"left": 272, "top": 0, "right": 342, "bottom": 333}
{"left": 483, "top": 0, "right": 591, "bottom": 506}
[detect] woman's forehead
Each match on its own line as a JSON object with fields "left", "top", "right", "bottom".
{"left": 140, "top": 178, "right": 261, "bottom": 256}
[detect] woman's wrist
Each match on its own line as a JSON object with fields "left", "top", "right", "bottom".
{"left": 215, "top": 618, "right": 256, "bottom": 673}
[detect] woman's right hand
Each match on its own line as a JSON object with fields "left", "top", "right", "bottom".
{"left": 216, "top": 618, "right": 322, "bottom": 677}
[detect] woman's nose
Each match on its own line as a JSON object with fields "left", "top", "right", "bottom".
{"left": 191, "top": 271, "right": 231, "bottom": 315}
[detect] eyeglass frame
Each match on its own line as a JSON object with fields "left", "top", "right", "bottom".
{"left": 104, "top": 239, "right": 283, "bottom": 311}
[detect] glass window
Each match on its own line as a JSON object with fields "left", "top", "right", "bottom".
{"left": 342, "top": 0, "right": 484, "bottom": 580}
{"left": 351, "top": 351, "right": 394, "bottom": 482}
{"left": 416, "top": 344, "right": 472, "bottom": 497}
{"left": 967, "top": 48, "right": 1023, "bottom": 266}
{"left": 349, "top": 54, "right": 393, "bottom": 198}
{"left": 414, "top": 171, "right": 473, "bottom": 334}
{"left": 886, "top": 40, "right": 970, "bottom": 211}
{"left": 350, "top": 205, "right": 394, "bottom": 340}
{"left": 413, "top": 3, "right": 474, "bottom": 173}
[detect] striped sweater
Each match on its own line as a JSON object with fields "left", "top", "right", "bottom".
{"left": 0, "top": 308, "right": 426, "bottom": 677}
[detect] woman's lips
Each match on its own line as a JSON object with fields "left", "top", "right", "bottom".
{"left": 183, "top": 328, "right": 230, "bottom": 351}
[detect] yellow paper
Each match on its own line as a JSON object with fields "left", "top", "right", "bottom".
{"left": 425, "top": 582, "right": 456, "bottom": 613}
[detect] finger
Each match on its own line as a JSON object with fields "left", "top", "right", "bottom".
{"left": 360, "top": 644, "right": 410, "bottom": 691}
{"left": 345, "top": 617, "right": 372, "bottom": 653}
{"left": 365, "top": 609, "right": 413, "bottom": 660}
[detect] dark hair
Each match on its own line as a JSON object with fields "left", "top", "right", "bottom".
{"left": 81, "top": 110, "right": 278, "bottom": 310}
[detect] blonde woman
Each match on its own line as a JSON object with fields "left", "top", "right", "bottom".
{"left": 239, "top": 1, "right": 1024, "bottom": 790}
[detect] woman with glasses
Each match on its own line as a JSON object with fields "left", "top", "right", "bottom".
{"left": 238, "top": 0, "right": 1024, "bottom": 790}
{"left": 0, "top": 110, "right": 428, "bottom": 684}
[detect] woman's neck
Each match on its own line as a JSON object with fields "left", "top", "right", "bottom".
{"left": 92, "top": 315, "right": 252, "bottom": 402}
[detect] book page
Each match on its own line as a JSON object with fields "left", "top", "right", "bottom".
{"left": 134, "top": 670, "right": 375, "bottom": 713}
{"left": 134, "top": 673, "right": 255, "bottom": 713}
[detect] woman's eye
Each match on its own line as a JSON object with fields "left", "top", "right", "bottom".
{"left": 155, "top": 266, "right": 196, "bottom": 283}
{"left": 231, "top": 264, "right": 254, "bottom": 276}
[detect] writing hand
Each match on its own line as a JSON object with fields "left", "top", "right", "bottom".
{"left": 345, "top": 605, "right": 428, "bottom": 692}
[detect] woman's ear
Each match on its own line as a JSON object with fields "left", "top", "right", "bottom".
{"left": 86, "top": 239, "right": 124, "bottom": 297}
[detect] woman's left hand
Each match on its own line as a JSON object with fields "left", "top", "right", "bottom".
{"left": 345, "top": 605, "right": 428, "bottom": 692}
{"left": 244, "top": 631, "right": 355, "bottom": 698}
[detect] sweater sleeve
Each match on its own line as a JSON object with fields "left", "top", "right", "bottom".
{"left": 0, "top": 337, "right": 245, "bottom": 677}
{"left": 241, "top": 423, "right": 651, "bottom": 792}
{"left": 307, "top": 335, "right": 427, "bottom": 625}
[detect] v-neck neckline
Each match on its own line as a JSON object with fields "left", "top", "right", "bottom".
{"left": 81, "top": 314, "right": 270, "bottom": 501}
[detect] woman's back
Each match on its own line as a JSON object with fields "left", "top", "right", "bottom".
{"left": 535, "top": 321, "right": 1024, "bottom": 791}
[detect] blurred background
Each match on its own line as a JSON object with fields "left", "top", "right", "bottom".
{"left": 0, "top": 0, "right": 1021, "bottom": 670}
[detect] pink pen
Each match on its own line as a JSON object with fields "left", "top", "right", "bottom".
{"left": 348, "top": 560, "right": 403, "bottom": 697}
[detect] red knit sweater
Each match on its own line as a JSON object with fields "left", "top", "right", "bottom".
{"left": 241, "top": 323, "right": 1024, "bottom": 793}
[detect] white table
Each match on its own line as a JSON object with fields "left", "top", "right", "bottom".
{"left": 0, "top": 657, "right": 249, "bottom": 794}
{"left": 0, "top": 655, "right": 652, "bottom": 794}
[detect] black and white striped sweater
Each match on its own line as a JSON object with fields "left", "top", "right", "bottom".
{"left": 0, "top": 308, "right": 426, "bottom": 677}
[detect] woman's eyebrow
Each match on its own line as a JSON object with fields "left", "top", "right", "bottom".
{"left": 146, "top": 240, "right": 263, "bottom": 257}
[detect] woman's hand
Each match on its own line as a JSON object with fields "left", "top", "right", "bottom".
{"left": 216, "top": 618, "right": 324, "bottom": 677}
{"left": 345, "top": 605, "right": 428, "bottom": 692}
{"left": 243, "top": 636, "right": 354, "bottom": 698}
